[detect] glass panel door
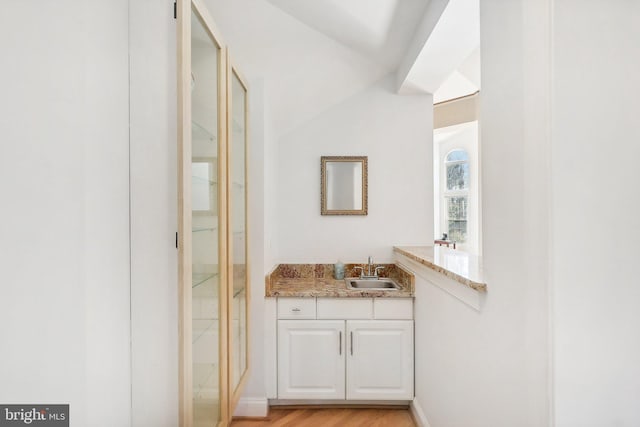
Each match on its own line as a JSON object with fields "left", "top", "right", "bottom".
{"left": 229, "top": 68, "right": 248, "bottom": 400}
{"left": 191, "top": 9, "right": 222, "bottom": 427}
{"left": 191, "top": 8, "right": 221, "bottom": 426}
{"left": 179, "top": 0, "right": 227, "bottom": 425}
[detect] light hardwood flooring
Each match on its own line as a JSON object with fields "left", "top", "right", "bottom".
{"left": 230, "top": 407, "right": 416, "bottom": 427}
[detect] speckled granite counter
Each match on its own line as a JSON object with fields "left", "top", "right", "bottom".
{"left": 394, "top": 246, "right": 487, "bottom": 292}
{"left": 265, "top": 263, "right": 415, "bottom": 298}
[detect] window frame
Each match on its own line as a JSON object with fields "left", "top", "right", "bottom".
{"left": 442, "top": 149, "right": 470, "bottom": 244}
{"left": 433, "top": 99, "right": 480, "bottom": 255}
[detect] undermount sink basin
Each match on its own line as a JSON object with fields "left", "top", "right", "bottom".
{"left": 345, "top": 278, "right": 400, "bottom": 290}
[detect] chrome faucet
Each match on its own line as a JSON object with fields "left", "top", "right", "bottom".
{"left": 355, "top": 256, "right": 384, "bottom": 279}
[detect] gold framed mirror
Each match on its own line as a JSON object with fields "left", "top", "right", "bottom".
{"left": 321, "top": 156, "right": 368, "bottom": 215}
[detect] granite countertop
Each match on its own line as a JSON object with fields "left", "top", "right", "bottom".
{"left": 394, "top": 246, "right": 487, "bottom": 292}
{"left": 265, "top": 263, "right": 415, "bottom": 298}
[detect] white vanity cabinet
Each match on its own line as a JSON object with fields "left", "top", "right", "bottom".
{"left": 275, "top": 297, "right": 414, "bottom": 401}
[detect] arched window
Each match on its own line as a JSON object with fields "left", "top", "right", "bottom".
{"left": 444, "top": 149, "right": 469, "bottom": 243}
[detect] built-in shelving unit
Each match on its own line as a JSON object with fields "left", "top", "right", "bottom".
{"left": 178, "top": 1, "right": 249, "bottom": 426}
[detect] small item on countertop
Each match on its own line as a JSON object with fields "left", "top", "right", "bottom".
{"left": 334, "top": 260, "right": 345, "bottom": 280}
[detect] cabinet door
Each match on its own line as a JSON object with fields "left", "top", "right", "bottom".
{"left": 177, "top": 0, "right": 228, "bottom": 425}
{"left": 346, "top": 320, "right": 414, "bottom": 400}
{"left": 278, "top": 320, "right": 345, "bottom": 399}
{"left": 228, "top": 65, "right": 249, "bottom": 411}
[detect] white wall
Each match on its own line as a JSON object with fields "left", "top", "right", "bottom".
{"left": 406, "top": 0, "right": 552, "bottom": 426}
{"left": 129, "top": 1, "right": 179, "bottom": 426}
{"left": 237, "top": 79, "right": 268, "bottom": 410}
{"left": 200, "top": 0, "right": 432, "bottom": 409}
{"left": 415, "top": 1, "right": 640, "bottom": 426}
{"left": 552, "top": 2, "right": 640, "bottom": 426}
{"left": 277, "top": 75, "right": 433, "bottom": 264}
{"left": 0, "top": 1, "right": 131, "bottom": 426}
{"left": 205, "top": 0, "right": 388, "bottom": 139}
{"left": 263, "top": 91, "right": 279, "bottom": 275}
{"left": 404, "top": 256, "right": 536, "bottom": 427}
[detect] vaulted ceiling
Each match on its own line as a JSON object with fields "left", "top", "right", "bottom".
{"left": 206, "top": 0, "right": 479, "bottom": 137}
{"left": 266, "top": 0, "right": 429, "bottom": 71}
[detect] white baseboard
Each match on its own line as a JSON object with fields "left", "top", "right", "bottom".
{"left": 410, "top": 398, "right": 431, "bottom": 427}
{"left": 233, "top": 397, "right": 269, "bottom": 418}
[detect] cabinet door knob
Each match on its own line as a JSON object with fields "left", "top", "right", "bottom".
{"left": 291, "top": 308, "right": 301, "bottom": 313}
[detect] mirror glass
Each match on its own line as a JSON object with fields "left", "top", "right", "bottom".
{"left": 326, "top": 161, "right": 363, "bottom": 210}
{"left": 321, "top": 156, "right": 368, "bottom": 215}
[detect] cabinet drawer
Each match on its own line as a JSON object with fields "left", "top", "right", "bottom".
{"left": 373, "top": 298, "right": 413, "bottom": 320}
{"left": 317, "top": 298, "right": 372, "bottom": 319}
{"left": 277, "top": 298, "right": 316, "bottom": 319}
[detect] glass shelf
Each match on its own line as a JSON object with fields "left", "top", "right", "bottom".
{"left": 192, "top": 120, "right": 216, "bottom": 142}
{"left": 193, "top": 318, "right": 217, "bottom": 344}
{"left": 193, "top": 362, "right": 218, "bottom": 397}
{"left": 192, "top": 175, "right": 217, "bottom": 185}
{"left": 193, "top": 273, "right": 218, "bottom": 289}
{"left": 233, "top": 286, "right": 245, "bottom": 298}
{"left": 193, "top": 227, "right": 216, "bottom": 233}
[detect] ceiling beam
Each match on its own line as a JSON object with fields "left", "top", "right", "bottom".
{"left": 396, "top": 0, "right": 479, "bottom": 95}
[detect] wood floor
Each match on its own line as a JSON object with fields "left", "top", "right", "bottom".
{"left": 230, "top": 407, "right": 416, "bottom": 427}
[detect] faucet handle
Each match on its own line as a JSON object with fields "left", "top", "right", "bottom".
{"left": 353, "top": 266, "right": 364, "bottom": 277}
{"left": 374, "top": 266, "right": 385, "bottom": 276}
